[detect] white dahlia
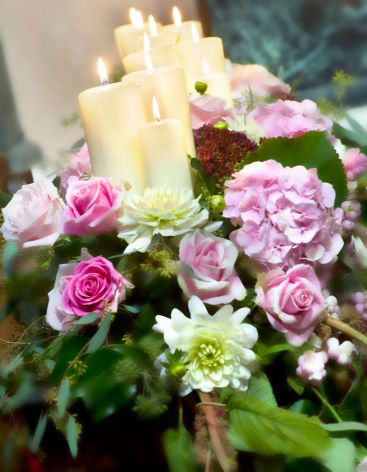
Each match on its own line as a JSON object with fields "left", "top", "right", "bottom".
{"left": 154, "top": 296, "right": 258, "bottom": 395}
{"left": 118, "top": 187, "right": 209, "bottom": 255}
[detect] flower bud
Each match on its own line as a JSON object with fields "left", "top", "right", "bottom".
{"left": 195, "top": 81, "right": 208, "bottom": 95}
{"left": 209, "top": 195, "right": 225, "bottom": 213}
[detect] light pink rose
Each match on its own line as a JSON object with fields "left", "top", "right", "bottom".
{"left": 296, "top": 350, "right": 328, "bottom": 385}
{"left": 178, "top": 231, "right": 246, "bottom": 305}
{"left": 342, "top": 148, "right": 367, "bottom": 181}
{"left": 46, "top": 250, "right": 133, "bottom": 331}
{"left": 230, "top": 64, "right": 291, "bottom": 99}
{"left": 60, "top": 143, "right": 92, "bottom": 195}
{"left": 248, "top": 99, "right": 333, "bottom": 139}
{"left": 63, "top": 177, "right": 123, "bottom": 236}
{"left": 224, "top": 161, "right": 344, "bottom": 268}
{"left": 256, "top": 264, "right": 325, "bottom": 346}
{"left": 189, "top": 94, "right": 234, "bottom": 130}
{"left": 1, "top": 178, "right": 63, "bottom": 249}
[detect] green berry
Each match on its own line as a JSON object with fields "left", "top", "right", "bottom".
{"left": 195, "top": 81, "right": 208, "bottom": 95}
{"left": 209, "top": 195, "right": 225, "bottom": 213}
{"left": 213, "top": 121, "right": 228, "bottom": 130}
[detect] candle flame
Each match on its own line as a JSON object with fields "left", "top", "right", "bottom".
{"left": 191, "top": 23, "right": 200, "bottom": 42}
{"left": 172, "top": 6, "right": 182, "bottom": 26}
{"left": 135, "top": 9, "right": 144, "bottom": 30}
{"left": 143, "top": 34, "right": 154, "bottom": 71}
{"left": 152, "top": 96, "right": 161, "bottom": 121}
{"left": 148, "top": 14, "right": 158, "bottom": 36}
{"left": 129, "top": 7, "right": 137, "bottom": 25}
{"left": 97, "top": 57, "right": 109, "bottom": 85}
{"left": 202, "top": 58, "right": 210, "bottom": 75}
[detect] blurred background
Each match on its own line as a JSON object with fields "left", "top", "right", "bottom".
{"left": 0, "top": 0, "right": 366, "bottom": 183}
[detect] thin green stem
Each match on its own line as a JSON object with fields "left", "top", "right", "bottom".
{"left": 311, "top": 387, "right": 343, "bottom": 423}
{"left": 326, "top": 316, "right": 367, "bottom": 347}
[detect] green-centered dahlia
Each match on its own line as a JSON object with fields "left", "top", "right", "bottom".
{"left": 154, "top": 296, "right": 258, "bottom": 395}
{"left": 118, "top": 186, "right": 209, "bottom": 254}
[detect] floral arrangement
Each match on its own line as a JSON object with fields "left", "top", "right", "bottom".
{"left": 2, "top": 64, "right": 367, "bottom": 472}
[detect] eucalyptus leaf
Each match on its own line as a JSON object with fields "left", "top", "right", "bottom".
{"left": 73, "top": 312, "right": 100, "bottom": 325}
{"left": 57, "top": 378, "right": 70, "bottom": 419}
{"left": 66, "top": 415, "right": 79, "bottom": 458}
{"left": 29, "top": 413, "right": 47, "bottom": 452}
{"left": 245, "top": 131, "right": 347, "bottom": 206}
{"left": 322, "top": 421, "right": 367, "bottom": 433}
{"left": 228, "top": 392, "right": 330, "bottom": 457}
{"left": 86, "top": 315, "right": 112, "bottom": 354}
{"left": 163, "top": 427, "right": 198, "bottom": 472}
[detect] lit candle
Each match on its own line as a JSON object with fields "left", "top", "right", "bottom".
{"left": 123, "top": 32, "right": 180, "bottom": 74}
{"left": 176, "top": 24, "right": 226, "bottom": 92}
{"left": 162, "top": 6, "right": 203, "bottom": 42}
{"left": 78, "top": 58, "right": 147, "bottom": 192}
{"left": 122, "top": 56, "right": 196, "bottom": 157}
{"left": 114, "top": 8, "right": 162, "bottom": 59}
{"left": 195, "top": 59, "right": 233, "bottom": 106}
{"left": 138, "top": 96, "right": 192, "bottom": 189}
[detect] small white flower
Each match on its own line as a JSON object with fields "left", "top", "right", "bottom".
{"left": 296, "top": 350, "right": 328, "bottom": 385}
{"left": 327, "top": 337, "right": 356, "bottom": 365}
{"left": 118, "top": 186, "right": 209, "bottom": 255}
{"left": 226, "top": 115, "right": 265, "bottom": 144}
{"left": 153, "top": 296, "right": 258, "bottom": 395}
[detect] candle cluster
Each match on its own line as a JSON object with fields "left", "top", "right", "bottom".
{"left": 79, "top": 6, "right": 232, "bottom": 194}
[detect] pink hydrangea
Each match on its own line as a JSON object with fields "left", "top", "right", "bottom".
{"left": 230, "top": 64, "right": 291, "bottom": 99}
{"left": 178, "top": 230, "right": 247, "bottom": 305}
{"left": 248, "top": 99, "right": 333, "bottom": 139}
{"left": 224, "top": 160, "right": 343, "bottom": 268}
{"left": 60, "top": 144, "right": 92, "bottom": 195}
{"left": 342, "top": 148, "right": 367, "bottom": 181}
{"left": 189, "top": 94, "right": 234, "bottom": 130}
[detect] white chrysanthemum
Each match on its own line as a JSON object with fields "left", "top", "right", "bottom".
{"left": 118, "top": 187, "right": 209, "bottom": 255}
{"left": 154, "top": 296, "right": 258, "bottom": 395}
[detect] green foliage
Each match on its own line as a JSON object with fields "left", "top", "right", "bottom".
{"left": 0, "top": 192, "right": 11, "bottom": 208}
{"left": 56, "top": 378, "right": 70, "bottom": 419}
{"left": 29, "top": 413, "right": 48, "bottom": 453}
{"left": 245, "top": 131, "right": 347, "bottom": 206}
{"left": 73, "top": 312, "right": 100, "bottom": 325}
{"left": 322, "top": 421, "right": 367, "bottom": 433}
{"left": 163, "top": 427, "right": 198, "bottom": 472}
{"left": 332, "top": 71, "right": 356, "bottom": 101}
{"left": 86, "top": 314, "right": 112, "bottom": 353}
{"left": 228, "top": 392, "right": 331, "bottom": 457}
{"left": 248, "top": 372, "right": 277, "bottom": 406}
{"left": 321, "top": 438, "right": 355, "bottom": 472}
{"left": 66, "top": 414, "right": 81, "bottom": 458}
{"left": 333, "top": 114, "right": 367, "bottom": 148}
{"left": 60, "top": 112, "right": 81, "bottom": 128}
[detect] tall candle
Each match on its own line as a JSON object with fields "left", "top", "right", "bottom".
{"left": 162, "top": 6, "right": 203, "bottom": 42}
{"left": 122, "top": 64, "right": 196, "bottom": 157}
{"left": 136, "top": 30, "right": 180, "bottom": 50}
{"left": 78, "top": 58, "right": 147, "bottom": 193}
{"left": 138, "top": 96, "right": 192, "bottom": 189}
{"left": 193, "top": 59, "right": 233, "bottom": 106}
{"left": 123, "top": 33, "right": 180, "bottom": 73}
{"left": 177, "top": 25, "right": 226, "bottom": 92}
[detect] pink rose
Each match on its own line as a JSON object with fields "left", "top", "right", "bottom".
{"left": 189, "top": 94, "right": 234, "bottom": 130}
{"left": 1, "top": 178, "right": 63, "bottom": 249}
{"left": 256, "top": 264, "right": 325, "bottom": 346}
{"left": 248, "top": 99, "right": 332, "bottom": 139}
{"left": 46, "top": 250, "right": 133, "bottom": 331}
{"left": 230, "top": 64, "right": 291, "bottom": 99}
{"left": 60, "top": 143, "right": 92, "bottom": 195}
{"left": 178, "top": 231, "right": 246, "bottom": 305}
{"left": 342, "top": 148, "right": 367, "bottom": 181}
{"left": 63, "top": 177, "right": 123, "bottom": 236}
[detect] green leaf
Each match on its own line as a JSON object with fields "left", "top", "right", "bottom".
{"left": 73, "top": 312, "right": 100, "bottom": 325}
{"left": 66, "top": 415, "right": 79, "bottom": 458}
{"left": 86, "top": 315, "right": 112, "bottom": 354}
{"left": 57, "top": 378, "right": 70, "bottom": 419}
{"left": 287, "top": 376, "right": 305, "bottom": 395}
{"left": 29, "top": 414, "right": 47, "bottom": 452}
{"left": 2, "top": 242, "right": 19, "bottom": 277}
{"left": 190, "top": 157, "right": 216, "bottom": 194}
{"left": 245, "top": 131, "right": 347, "bottom": 206}
{"left": 228, "top": 392, "right": 330, "bottom": 457}
{"left": 0, "top": 191, "right": 11, "bottom": 208}
{"left": 321, "top": 438, "right": 355, "bottom": 472}
{"left": 1, "top": 353, "right": 23, "bottom": 379}
{"left": 163, "top": 427, "right": 198, "bottom": 472}
{"left": 322, "top": 421, "right": 367, "bottom": 433}
{"left": 248, "top": 373, "right": 277, "bottom": 406}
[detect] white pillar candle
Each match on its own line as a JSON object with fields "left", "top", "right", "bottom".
{"left": 162, "top": 6, "right": 203, "bottom": 42}
{"left": 122, "top": 65, "right": 196, "bottom": 157}
{"left": 138, "top": 96, "right": 192, "bottom": 189}
{"left": 136, "top": 30, "right": 180, "bottom": 50}
{"left": 123, "top": 43, "right": 180, "bottom": 74}
{"left": 191, "top": 59, "right": 233, "bottom": 106}
{"left": 78, "top": 59, "right": 147, "bottom": 193}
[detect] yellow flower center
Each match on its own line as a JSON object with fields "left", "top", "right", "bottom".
{"left": 190, "top": 336, "right": 225, "bottom": 371}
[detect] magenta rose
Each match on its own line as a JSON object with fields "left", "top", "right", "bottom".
{"left": 189, "top": 94, "right": 234, "bottom": 130}
{"left": 62, "top": 177, "right": 123, "bottom": 236}
{"left": 256, "top": 264, "right": 325, "bottom": 346}
{"left": 1, "top": 178, "right": 63, "bottom": 249}
{"left": 46, "top": 250, "right": 133, "bottom": 331}
{"left": 178, "top": 231, "right": 246, "bottom": 305}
